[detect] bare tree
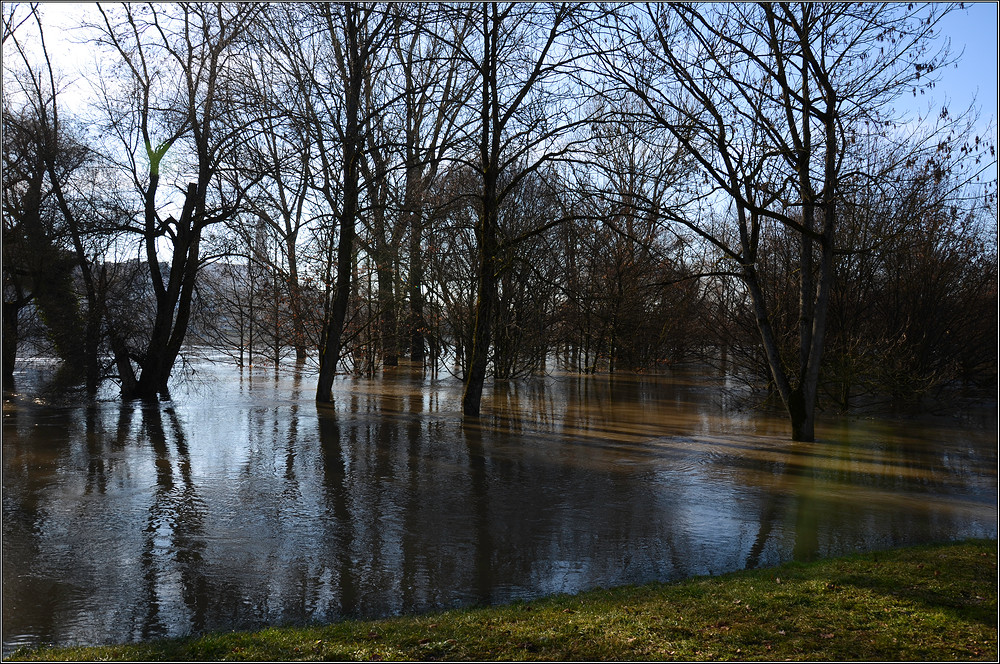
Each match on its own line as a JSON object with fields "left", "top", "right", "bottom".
{"left": 821, "top": 131, "right": 997, "bottom": 409}
{"left": 90, "top": 2, "right": 261, "bottom": 399}
{"left": 593, "top": 2, "right": 960, "bottom": 440}
{"left": 276, "top": 3, "right": 397, "bottom": 403}
{"left": 445, "top": 2, "right": 600, "bottom": 416}
{"left": 392, "top": 4, "right": 478, "bottom": 365}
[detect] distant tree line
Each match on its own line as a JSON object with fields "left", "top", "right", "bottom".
{"left": 3, "top": 2, "right": 996, "bottom": 440}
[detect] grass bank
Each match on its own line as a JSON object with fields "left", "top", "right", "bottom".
{"left": 8, "top": 539, "right": 996, "bottom": 662}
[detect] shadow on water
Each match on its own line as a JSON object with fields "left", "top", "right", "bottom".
{"left": 2, "top": 361, "right": 996, "bottom": 654}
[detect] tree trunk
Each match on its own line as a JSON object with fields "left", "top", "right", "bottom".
{"left": 286, "top": 235, "right": 308, "bottom": 363}
{"left": 408, "top": 211, "right": 425, "bottom": 364}
{"left": 316, "top": 205, "right": 356, "bottom": 402}
{"left": 317, "top": 6, "right": 362, "bottom": 404}
{"left": 462, "top": 172, "right": 500, "bottom": 414}
{"left": 462, "top": 2, "right": 501, "bottom": 417}
{"left": 133, "top": 184, "right": 201, "bottom": 400}
{"left": 376, "top": 261, "right": 398, "bottom": 367}
{"left": 788, "top": 386, "right": 813, "bottom": 442}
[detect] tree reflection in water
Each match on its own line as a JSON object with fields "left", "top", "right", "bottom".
{"left": 138, "top": 403, "right": 207, "bottom": 641}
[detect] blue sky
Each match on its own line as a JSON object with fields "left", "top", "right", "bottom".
{"left": 930, "top": 2, "right": 998, "bottom": 189}
{"left": 932, "top": 2, "right": 998, "bottom": 125}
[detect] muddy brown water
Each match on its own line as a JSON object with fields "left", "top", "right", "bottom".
{"left": 2, "top": 360, "right": 996, "bottom": 654}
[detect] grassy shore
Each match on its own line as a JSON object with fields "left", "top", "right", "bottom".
{"left": 8, "top": 539, "right": 996, "bottom": 662}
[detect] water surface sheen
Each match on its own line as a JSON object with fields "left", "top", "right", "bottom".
{"left": 3, "top": 362, "right": 996, "bottom": 654}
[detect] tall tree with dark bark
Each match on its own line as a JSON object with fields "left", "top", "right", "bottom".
{"left": 305, "top": 3, "right": 394, "bottom": 403}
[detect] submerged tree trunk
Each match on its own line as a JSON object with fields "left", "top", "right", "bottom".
{"left": 316, "top": 172, "right": 358, "bottom": 403}
{"left": 285, "top": 236, "right": 308, "bottom": 363}
{"left": 132, "top": 183, "right": 202, "bottom": 400}
{"left": 461, "top": 3, "right": 501, "bottom": 417}
{"left": 462, "top": 209, "right": 499, "bottom": 416}
{"left": 376, "top": 260, "right": 398, "bottom": 367}
{"left": 406, "top": 190, "right": 425, "bottom": 364}
{"left": 316, "top": 5, "right": 363, "bottom": 403}
{"left": 2, "top": 297, "right": 27, "bottom": 394}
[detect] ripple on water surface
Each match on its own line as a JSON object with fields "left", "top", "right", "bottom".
{"left": 2, "top": 361, "right": 996, "bottom": 655}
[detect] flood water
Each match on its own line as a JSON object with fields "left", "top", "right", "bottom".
{"left": 2, "top": 359, "right": 997, "bottom": 655}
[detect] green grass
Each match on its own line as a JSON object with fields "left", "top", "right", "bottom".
{"left": 7, "top": 539, "right": 996, "bottom": 661}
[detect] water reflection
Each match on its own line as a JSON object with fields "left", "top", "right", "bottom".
{"left": 138, "top": 403, "right": 208, "bottom": 641}
{"left": 2, "top": 363, "right": 996, "bottom": 654}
